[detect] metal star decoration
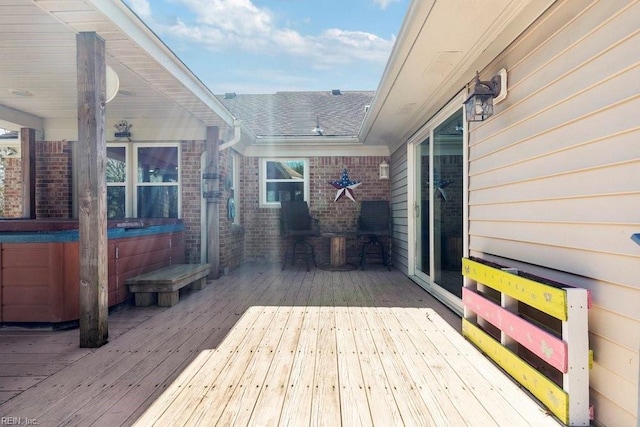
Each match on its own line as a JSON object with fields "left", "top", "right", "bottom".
{"left": 329, "top": 169, "right": 361, "bottom": 202}
{"left": 425, "top": 172, "right": 453, "bottom": 201}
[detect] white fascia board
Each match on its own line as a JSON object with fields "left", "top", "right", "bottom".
{"left": 0, "top": 105, "right": 44, "bottom": 131}
{"left": 359, "top": 0, "right": 437, "bottom": 142}
{"left": 85, "top": 0, "right": 236, "bottom": 127}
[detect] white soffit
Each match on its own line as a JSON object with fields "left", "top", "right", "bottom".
{"left": 361, "top": 0, "right": 555, "bottom": 149}
{"left": 0, "top": 0, "right": 241, "bottom": 139}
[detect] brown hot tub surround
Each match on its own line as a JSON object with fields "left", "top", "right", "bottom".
{"left": 0, "top": 219, "right": 184, "bottom": 324}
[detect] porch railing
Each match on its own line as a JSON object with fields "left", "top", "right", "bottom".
{"left": 461, "top": 257, "right": 592, "bottom": 426}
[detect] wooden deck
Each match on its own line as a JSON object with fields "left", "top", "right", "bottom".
{"left": 0, "top": 263, "right": 561, "bottom": 426}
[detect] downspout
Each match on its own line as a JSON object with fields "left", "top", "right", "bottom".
{"left": 200, "top": 153, "right": 207, "bottom": 264}
{"left": 218, "top": 119, "right": 242, "bottom": 151}
{"left": 203, "top": 126, "right": 220, "bottom": 279}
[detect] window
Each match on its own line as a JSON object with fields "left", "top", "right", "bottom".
{"left": 107, "top": 143, "right": 180, "bottom": 218}
{"left": 106, "top": 145, "right": 127, "bottom": 218}
{"left": 260, "top": 159, "right": 309, "bottom": 207}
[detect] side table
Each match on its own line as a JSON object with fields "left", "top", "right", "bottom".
{"left": 319, "top": 232, "right": 357, "bottom": 271}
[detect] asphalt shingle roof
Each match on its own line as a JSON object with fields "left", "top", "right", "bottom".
{"left": 217, "top": 90, "right": 375, "bottom": 138}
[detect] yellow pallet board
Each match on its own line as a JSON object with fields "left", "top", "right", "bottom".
{"left": 462, "top": 319, "right": 569, "bottom": 425}
{"left": 462, "top": 258, "right": 567, "bottom": 321}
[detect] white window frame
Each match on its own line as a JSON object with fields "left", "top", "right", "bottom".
{"left": 259, "top": 158, "right": 309, "bottom": 208}
{"left": 107, "top": 142, "right": 181, "bottom": 218}
{"left": 106, "top": 143, "right": 129, "bottom": 217}
{"left": 230, "top": 152, "right": 240, "bottom": 224}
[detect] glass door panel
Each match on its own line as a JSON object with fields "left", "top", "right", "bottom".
{"left": 415, "top": 137, "right": 430, "bottom": 277}
{"left": 433, "top": 110, "right": 464, "bottom": 297}
{"left": 413, "top": 108, "right": 464, "bottom": 301}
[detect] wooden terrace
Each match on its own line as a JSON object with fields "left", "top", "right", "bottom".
{"left": 0, "top": 263, "right": 561, "bottom": 426}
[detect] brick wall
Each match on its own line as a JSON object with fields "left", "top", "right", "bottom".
{"left": 3, "top": 157, "right": 23, "bottom": 217}
{"left": 218, "top": 148, "right": 244, "bottom": 272}
{"left": 180, "top": 140, "right": 204, "bottom": 264}
{"left": 242, "top": 156, "right": 391, "bottom": 264}
{"left": 2, "top": 141, "right": 73, "bottom": 218}
{"left": 36, "top": 141, "right": 72, "bottom": 218}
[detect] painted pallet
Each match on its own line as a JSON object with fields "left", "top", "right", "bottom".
{"left": 462, "top": 257, "right": 591, "bottom": 426}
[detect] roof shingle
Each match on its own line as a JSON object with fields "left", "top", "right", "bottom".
{"left": 217, "top": 91, "right": 374, "bottom": 138}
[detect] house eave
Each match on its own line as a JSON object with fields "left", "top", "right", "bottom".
{"left": 360, "top": 0, "right": 556, "bottom": 152}
{"left": 83, "top": 0, "right": 237, "bottom": 128}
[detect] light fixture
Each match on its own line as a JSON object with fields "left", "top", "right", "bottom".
{"left": 379, "top": 160, "right": 389, "bottom": 180}
{"left": 106, "top": 65, "right": 119, "bottom": 103}
{"left": 464, "top": 70, "right": 503, "bottom": 122}
{"left": 312, "top": 116, "right": 324, "bottom": 136}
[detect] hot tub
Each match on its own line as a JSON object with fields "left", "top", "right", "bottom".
{"left": 0, "top": 219, "right": 184, "bottom": 324}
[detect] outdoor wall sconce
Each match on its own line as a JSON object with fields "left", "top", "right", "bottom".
{"left": 379, "top": 160, "right": 389, "bottom": 180}
{"left": 464, "top": 69, "right": 507, "bottom": 122}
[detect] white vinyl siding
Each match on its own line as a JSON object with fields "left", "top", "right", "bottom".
{"left": 467, "top": 1, "right": 640, "bottom": 426}
{"left": 390, "top": 145, "right": 409, "bottom": 272}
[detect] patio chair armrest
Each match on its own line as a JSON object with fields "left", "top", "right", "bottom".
{"left": 311, "top": 217, "right": 321, "bottom": 233}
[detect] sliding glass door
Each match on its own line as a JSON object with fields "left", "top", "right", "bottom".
{"left": 413, "top": 107, "right": 465, "bottom": 304}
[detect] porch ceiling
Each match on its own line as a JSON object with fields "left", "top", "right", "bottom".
{"left": 360, "top": 0, "right": 555, "bottom": 150}
{"left": 0, "top": 0, "right": 235, "bottom": 140}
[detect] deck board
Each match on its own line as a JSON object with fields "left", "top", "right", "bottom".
{"left": 278, "top": 271, "right": 322, "bottom": 426}
{"left": 334, "top": 272, "right": 373, "bottom": 426}
{"left": 0, "top": 263, "right": 562, "bottom": 426}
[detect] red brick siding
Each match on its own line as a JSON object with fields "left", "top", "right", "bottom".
{"left": 218, "top": 149, "right": 244, "bottom": 271}
{"left": 36, "top": 141, "right": 72, "bottom": 218}
{"left": 3, "top": 158, "right": 23, "bottom": 217}
{"left": 180, "top": 141, "right": 205, "bottom": 264}
{"left": 242, "top": 156, "right": 391, "bottom": 264}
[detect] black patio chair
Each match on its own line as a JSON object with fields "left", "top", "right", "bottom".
{"left": 280, "top": 200, "right": 320, "bottom": 271}
{"left": 357, "top": 200, "right": 391, "bottom": 270}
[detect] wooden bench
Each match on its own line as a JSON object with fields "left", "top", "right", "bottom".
{"left": 126, "top": 263, "right": 211, "bottom": 307}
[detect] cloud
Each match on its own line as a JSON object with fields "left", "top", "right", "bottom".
{"left": 179, "top": 0, "right": 273, "bottom": 35}
{"left": 158, "top": 0, "right": 394, "bottom": 65}
{"left": 372, "top": 0, "right": 400, "bottom": 10}
{"left": 127, "top": 0, "right": 152, "bottom": 19}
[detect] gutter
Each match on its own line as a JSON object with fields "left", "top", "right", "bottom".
{"left": 218, "top": 119, "right": 242, "bottom": 151}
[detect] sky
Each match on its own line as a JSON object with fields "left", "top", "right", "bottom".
{"left": 123, "top": 0, "right": 408, "bottom": 95}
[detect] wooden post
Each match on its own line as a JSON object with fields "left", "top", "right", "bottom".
{"left": 76, "top": 32, "right": 108, "bottom": 348}
{"left": 20, "top": 128, "right": 36, "bottom": 219}
{"left": 205, "top": 126, "right": 220, "bottom": 280}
